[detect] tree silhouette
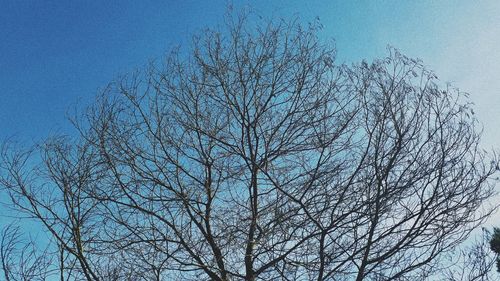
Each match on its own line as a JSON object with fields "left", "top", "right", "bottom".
{"left": 0, "top": 13, "right": 498, "bottom": 281}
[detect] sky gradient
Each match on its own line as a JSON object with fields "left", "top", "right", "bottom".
{"left": 2, "top": 1, "right": 500, "bottom": 146}
{"left": 1, "top": 1, "right": 499, "bottom": 224}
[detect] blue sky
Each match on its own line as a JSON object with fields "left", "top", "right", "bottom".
{"left": 1, "top": 1, "right": 499, "bottom": 147}
{"left": 1, "top": 1, "right": 499, "bottom": 225}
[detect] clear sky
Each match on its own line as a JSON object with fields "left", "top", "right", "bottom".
{"left": 1, "top": 1, "right": 500, "bottom": 146}
{"left": 1, "top": 1, "right": 499, "bottom": 222}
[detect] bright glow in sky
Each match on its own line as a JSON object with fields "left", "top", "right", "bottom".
{"left": 0, "top": 1, "right": 499, "bottom": 224}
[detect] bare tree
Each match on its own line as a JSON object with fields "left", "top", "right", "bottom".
{"left": 0, "top": 222, "right": 53, "bottom": 281}
{"left": 0, "top": 14, "right": 497, "bottom": 280}
{"left": 443, "top": 228, "right": 498, "bottom": 281}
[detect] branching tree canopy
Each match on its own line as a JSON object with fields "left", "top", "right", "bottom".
{"left": 0, "top": 14, "right": 498, "bottom": 281}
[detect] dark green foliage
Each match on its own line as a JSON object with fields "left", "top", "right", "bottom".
{"left": 490, "top": 228, "right": 500, "bottom": 272}
{"left": 490, "top": 228, "right": 500, "bottom": 253}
